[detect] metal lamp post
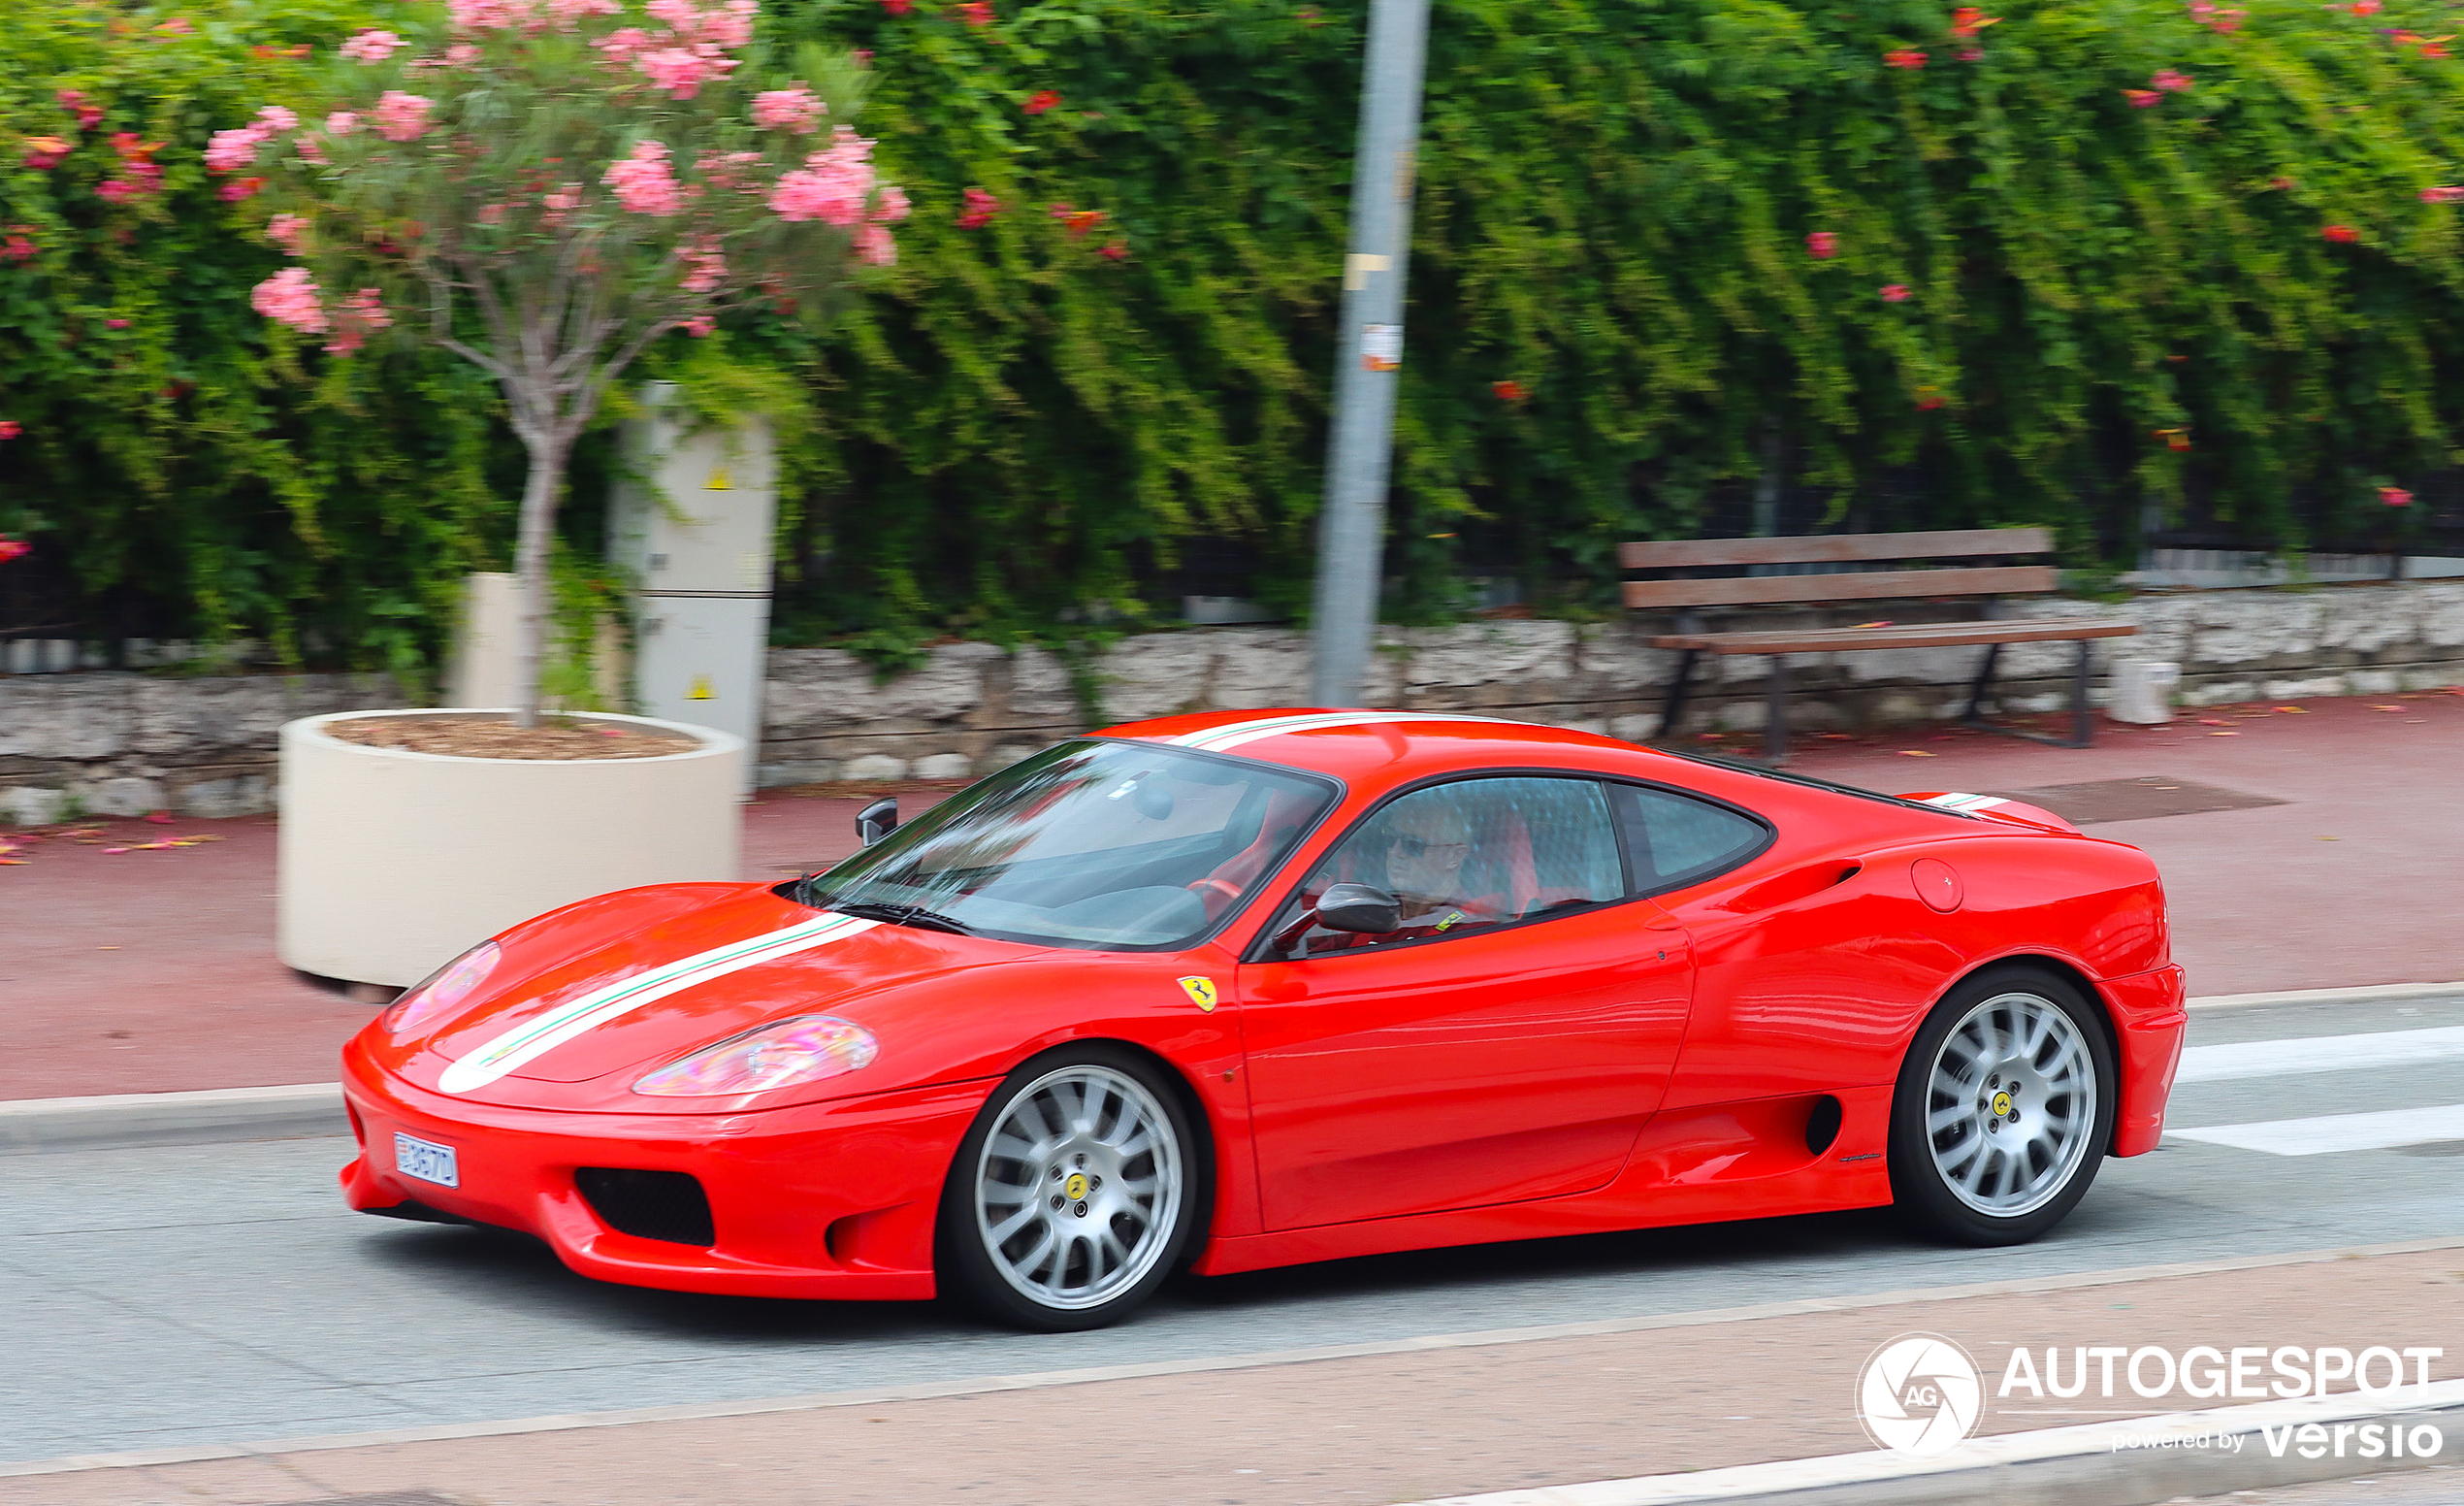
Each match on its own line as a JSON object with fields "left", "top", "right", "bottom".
{"left": 1307, "top": 0, "right": 1433, "bottom": 707}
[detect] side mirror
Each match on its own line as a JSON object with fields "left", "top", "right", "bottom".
{"left": 857, "top": 795, "right": 899, "bottom": 847}
{"left": 1273, "top": 881, "right": 1401, "bottom": 954}
{"left": 1316, "top": 881, "right": 1401, "bottom": 934}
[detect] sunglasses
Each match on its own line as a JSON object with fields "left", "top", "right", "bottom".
{"left": 1389, "top": 834, "right": 1469, "bottom": 860}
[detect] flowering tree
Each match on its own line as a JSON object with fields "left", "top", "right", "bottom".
{"left": 212, "top": 0, "right": 906, "bottom": 725}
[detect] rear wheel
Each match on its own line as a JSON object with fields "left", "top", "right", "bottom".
{"left": 1890, "top": 966, "right": 2115, "bottom": 1245}
{"left": 937, "top": 1046, "right": 1200, "bottom": 1330}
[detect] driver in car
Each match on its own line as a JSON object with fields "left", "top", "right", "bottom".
{"left": 1378, "top": 801, "right": 1500, "bottom": 939}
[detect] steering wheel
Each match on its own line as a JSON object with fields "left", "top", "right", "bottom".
{"left": 1184, "top": 876, "right": 1246, "bottom": 917}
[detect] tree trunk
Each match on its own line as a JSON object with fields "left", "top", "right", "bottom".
{"left": 508, "top": 431, "right": 569, "bottom": 730}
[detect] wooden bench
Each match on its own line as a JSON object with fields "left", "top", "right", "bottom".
{"left": 1619, "top": 528, "right": 2137, "bottom": 764}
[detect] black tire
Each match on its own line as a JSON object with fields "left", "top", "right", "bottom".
{"left": 1889, "top": 965, "right": 2117, "bottom": 1246}
{"left": 936, "top": 1044, "right": 1206, "bottom": 1331}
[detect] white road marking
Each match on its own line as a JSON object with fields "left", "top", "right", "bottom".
{"left": 2175, "top": 1024, "right": 2464, "bottom": 1083}
{"left": 2169, "top": 1102, "right": 2464, "bottom": 1157}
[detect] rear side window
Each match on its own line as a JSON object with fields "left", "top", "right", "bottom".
{"left": 1611, "top": 784, "right": 1768, "bottom": 892}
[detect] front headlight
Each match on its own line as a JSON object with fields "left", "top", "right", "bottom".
{"left": 632, "top": 1015, "right": 880, "bottom": 1097}
{"left": 382, "top": 940, "right": 503, "bottom": 1037}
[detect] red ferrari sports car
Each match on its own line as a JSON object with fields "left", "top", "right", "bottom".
{"left": 340, "top": 710, "right": 2186, "bottom": 1329}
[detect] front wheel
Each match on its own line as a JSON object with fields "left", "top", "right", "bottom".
{"left": 936, "top": 1046, "right": 1201, "bottom": 1331}
{"left": 1889, "top": 966, "right": 2116, "bottom": 1246}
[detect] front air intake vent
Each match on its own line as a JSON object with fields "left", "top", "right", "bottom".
{"left": 575, "top": 1167, "right": 715, "bottom": 1247}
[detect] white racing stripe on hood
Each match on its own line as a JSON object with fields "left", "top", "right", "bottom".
{"left": 436, "top": 912, "right": 880, "bottom": 1095}
{"left": 1167, "top": 710, "right": 1546, "bottom": 754}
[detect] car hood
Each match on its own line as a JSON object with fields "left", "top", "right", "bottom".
{"left": 396, "top": 883, "right": 1030, "bottom": 1106}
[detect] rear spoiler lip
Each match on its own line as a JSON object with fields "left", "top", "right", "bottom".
{"left": 1900, "top": 790, "right": 2083, "bottom": 835}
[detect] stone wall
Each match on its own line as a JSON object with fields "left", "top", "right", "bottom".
{"left": 6, "top": 579, "right": 2460, "bottom": 819}
{"left": 752, "top": 578, "right": 2464, "bottom": 783}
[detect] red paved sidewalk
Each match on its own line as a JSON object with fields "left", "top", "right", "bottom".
{"left": 2, "top": 689, "right": 2458, "bottom": 1100}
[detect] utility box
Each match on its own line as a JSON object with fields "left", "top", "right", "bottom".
{"left": 2108, "top": 659, "right": 2182, "bottom": 724}
{"left": 610, "top": 383, "right": 776, "bottom": 781}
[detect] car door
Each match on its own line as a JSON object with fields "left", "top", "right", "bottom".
{"left": 1234, "top": 775, "right": 1698, "bottom": 1231}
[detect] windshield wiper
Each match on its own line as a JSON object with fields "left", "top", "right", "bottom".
{"left": 827, "top": 900, "right": 978, "bottom": 936}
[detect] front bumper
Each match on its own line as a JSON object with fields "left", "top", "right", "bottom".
{"left": 2099, "top": 964, "right": 2187, "bottom": 1158}
{"left": 339, "top": 1038, "right": 995, "bottom": 1299}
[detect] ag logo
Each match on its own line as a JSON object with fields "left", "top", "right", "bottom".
{"left": 1856, "top": 1333, "right": 1984, "bottom": 1457}
{"left": 1177, "top": 976, "right": 1218, "bottom": 1012}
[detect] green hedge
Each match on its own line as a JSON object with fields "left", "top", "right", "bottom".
{"left": 5, "top": 0, "right": 2462, "bottom": 668}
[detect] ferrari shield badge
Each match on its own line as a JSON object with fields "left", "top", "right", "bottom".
{"left": 1177, "top": 976, "right": 1218, "bottom": 1012}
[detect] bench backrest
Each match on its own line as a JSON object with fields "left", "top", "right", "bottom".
{"left": 1619, "top": 527, "right": 2056, "bottom": 610}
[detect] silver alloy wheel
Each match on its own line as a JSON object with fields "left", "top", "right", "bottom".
{"left": 972, "top": 1064, "right": 1183, "bottom": 1312}
{"left": 1924, "top": 991, "right": 2098, "bottom": 1218}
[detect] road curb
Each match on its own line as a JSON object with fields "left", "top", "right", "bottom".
{"left": 2188, "top": 980, "right": 2464, "bottom": 1010}
{"left": 0, "top": 1083, "right": 343, "bottom": 1154}
{"left": 1, "top": 980, "right": 2452, "bottom": 1154}
{"left": 1410, "top": 1382, "right": 2464, "bottom": 1506}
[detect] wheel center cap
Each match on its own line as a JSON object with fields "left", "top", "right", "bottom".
{"left": 1063, "top": 1171, "right": 1089, "bottom": 1201}
{"left": 1992, "top": 1090, "right": 2013, "bottom": 1117}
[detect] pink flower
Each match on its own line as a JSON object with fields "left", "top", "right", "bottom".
{"left": 373, "top": 91, "right": 433, "bottom": 142}
{"left": 869, "top": 183, "right": 910, "bottom": 222}
{"left": 1099, "top": 241, "right": 1128, "bottom": 261}
{"left": 96, "top": 180, "right": 141, "bottom": 204}
{"left": 2381, "top": 485, "right": 2415, "bottom": 507}
{"left": 854, "top": 223, "right": 896, "bottom": 266}
{"left": 770, "top": 126, "right": 876, "bottom": 226}
{"left": 682, "top": 314, "right": 715, "bottom": 336}
{"left": 1884, "top": 49, "right": 1927, "bottom": 69}
{"left": 595, "top": 26, "right": 656, "bottom": 60}
{"left": 1805, "top": 231, "right": 1838, "bottom": 258}
{"left": 754, "top": 86, "right": 827, "bottom": 133}
{"left": 58, "top": 89, "right": 104, "bottom": 130}
{"left": 254, "top": 106, "right": 299, "bottom": 133}
{"left": 204, "top": 125, "right": 269, "bottom": 173}
{"left": 0, "top": 533, "right": 28, "bottom": 558}
{"left": 957, "top": 185, "right": 999, "bottom": 228}
{"left": 881, "top": 0, "right": 911, "bottom": 13}
{"left": 446, "top": 0, "right": 526, "bottom": 32}
{"left": 156, "top": 16, "right": 193, "bottom": 33}
{"left": 0, "top": 422, "right": 22, "bottom": 441}
{"left": 326, "top": 111, "right": 359, "bottom": 136}
{"left": 250, "top": 266, "right": 328, "bottom": 333}
{"left": 956, "top": 0, "right": 991, "bottom": 23}
{"left": 339, "top": 28, "right": 403, "bottom": 62}
{"left": 268, "top": 213, "right": 308, "bottom": 252}
{"left": 2421, "top": 186, "right": 2464, "bottom": 203}
{"left": 443, "top": 42, "right": 482, "bottom": 65}
{"left": 324, "top": 287, "right": 391, "bottom": 355}
{"left": 2, "top": 233, "right": 35, "bottom": 262}
{"left": 21, "top": 136, "right": 70, "bottom": 170}
{"left": 548, "top": 0, "right": 622, "bottom": 21}
{"left": 1023, "top": 88, "right": 1060, "bottom": 115}
{"left": 540, "top": 182, "right": 583, "bottom": 224}
{"left": 296, "top": 137, "right": 325, "bottom": 163}
{"left": 676, "top": 233, "right": 727, "bottom": 291}
{"left": 2123, "top": 88, "right": 2162, "bottom": 108}
{"left": 2322, "top": 223, "right": 2359, "bottom": 244}
{"left": 604, "top": 138, "right": 684, "bottom": 215}
{"left": 2351, "top": 0, "right": 2383, "bottom": 13}
{"left": 638, "top": 47, "right": 732, "bottom": 98}
{"left": 2152, "top": 68, "right": 2191, "bottom": 92}
{"left": 1880, "top": 283, "right": 1910, "bottom": 302}
{"left": 218, "top": 176, "right": 267, "bottom": 201}
{"left": 106, "top": 317, "right": 130, "bottom": 328}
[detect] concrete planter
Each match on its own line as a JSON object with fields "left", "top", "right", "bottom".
{"left": 277, "top": 708, "right": 744, "bottom": 987}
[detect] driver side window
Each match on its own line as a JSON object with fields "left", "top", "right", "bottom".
{"left": 1274, "top": 777, "right": 1623, "bottom": 957}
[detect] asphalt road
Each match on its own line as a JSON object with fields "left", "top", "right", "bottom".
{"left": 5, "top": 994, "right": 2463, "bottom": 1466}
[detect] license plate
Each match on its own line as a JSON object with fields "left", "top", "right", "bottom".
{"left": 394, "top": 1131, "right": 460, "bottom": 1189}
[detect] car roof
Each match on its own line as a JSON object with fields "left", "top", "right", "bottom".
{"left": 1102, "top": 708, "right": 1984, "bottom": 828}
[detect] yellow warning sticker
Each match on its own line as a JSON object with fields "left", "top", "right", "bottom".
{"left": 686, "top": 674, "right": 715, "bottom": 701}
{"left": 705, "top": 466, "right": 732, "bottom": 490}
{"left": 1177, "top": 975, "right": 1218, "bottom": 1012}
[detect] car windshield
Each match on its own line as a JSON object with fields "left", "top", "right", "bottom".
{"left": 800, "top": 740, "right": 1339, "bottom": 950}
